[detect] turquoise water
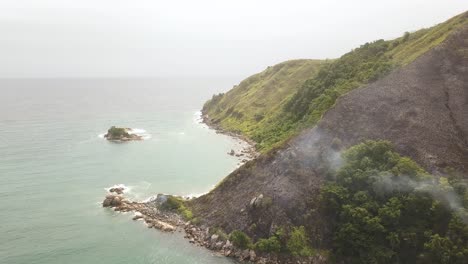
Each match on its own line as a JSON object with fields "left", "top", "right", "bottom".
{"left": 0, "top": 78, "right": 243, "bottom": 264}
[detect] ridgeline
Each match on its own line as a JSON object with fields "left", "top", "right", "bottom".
{"left": 190, "top": 11, "right": 468, "bottom": 264}
{"left": 203, "top": 12, "right": 468, "bottom": 152}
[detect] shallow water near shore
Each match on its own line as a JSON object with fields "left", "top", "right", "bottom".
{"left": 0, "top": 78, "right": 243, "bottom": 264}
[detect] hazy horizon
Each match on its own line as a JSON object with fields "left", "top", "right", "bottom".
{"left": 0, "top": 0, "right": 466, "bottom": 78}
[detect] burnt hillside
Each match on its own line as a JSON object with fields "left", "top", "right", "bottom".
{"left": 318, "top": 23, "right": 468, "bottom": 174}
{"left": 191, "top": 24, "right": 468, "bottom": 247}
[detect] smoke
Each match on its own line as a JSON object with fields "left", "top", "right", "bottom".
{"left": 243, "top": 124, "right": 467, "bottom": 226}
{"left": 285, "top": 128, "right": 344, "bottom": 173}
{"left": 373, "top": 174, "right": 468, "bottom": 223}
{"left": 289, "top": 128, "right": 467, "bottom": 224}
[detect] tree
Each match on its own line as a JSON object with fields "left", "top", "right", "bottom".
{"left": 286, "top": 226, "right": 314, "bottom": 257}
{"left": 229, "top": 230, "right": 252, "bottom": 249}
{"left": 255, "top": 236, "right": 281, "bottom": 253}
{"left": 321, "top": 140, "right": 468, "bottom": 263}
{"left": 424, "top": 234, "right": 453, "bottom": 263}
{"left": 403, "top": 31, "right": 410, "bottom": 42}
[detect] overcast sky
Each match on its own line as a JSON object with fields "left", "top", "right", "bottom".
{"left": 0, "top": 0, "right": 466, "bottom": 78}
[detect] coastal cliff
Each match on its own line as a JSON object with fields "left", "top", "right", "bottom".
{"left": 203, "top": 12, "right": 468, "bottom": 153}
{"left": 191, "top": 11, "right": 468, "bottom": 263}
{"left": 103, "top": 11, "right": 468, "bottom": 264}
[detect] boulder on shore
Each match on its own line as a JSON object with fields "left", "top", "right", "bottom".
{"left": 153, "top": 220, "right": 176, "bottom": 232}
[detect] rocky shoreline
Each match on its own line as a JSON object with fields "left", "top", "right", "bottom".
{"left": 102, "top": 188, "right": 326, "bottom": 264}
{"left": 201, "top": 112, "right": 259, "bottom": 164}
{"left": 100, "top": 113, "right": 323, "bottom": 263}
{"left": 103, "top": 188, "right": 181, "bottom": 231}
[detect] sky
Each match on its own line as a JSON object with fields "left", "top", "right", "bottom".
{"left": 0, "top": 0, "right": 466, "bottom": 78}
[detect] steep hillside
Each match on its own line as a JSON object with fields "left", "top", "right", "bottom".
{"left": 316, "top": 26, "right": 468, "bottom": 174}
{"left": 191, "top": 13, "right": 468, "bottom": 263}
{"left": 204, "top": 12, "right": 468, "bottom": 152}
{"left": 202, "top": 59, "right": 323, "bottom": 142}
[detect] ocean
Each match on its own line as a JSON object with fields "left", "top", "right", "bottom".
{"left": 0, "top": 78, "right": 244, "bottom": 264}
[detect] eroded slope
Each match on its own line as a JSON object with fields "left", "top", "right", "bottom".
{"left": 191, "top": 23, "right": 468, "bottom": 247}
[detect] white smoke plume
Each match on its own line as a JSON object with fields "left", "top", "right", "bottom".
{"left": 373, "top": 174, "right": 468, "bottom": 223}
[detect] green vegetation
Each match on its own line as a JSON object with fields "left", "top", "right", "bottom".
{"left": 229, "top": 230, "right": 253, "bottom": 249}
{"left": 203, "top": 12, "right": 468, "bottom": 152}
{"left": 321, "top": 140, "right": 468, "bottom": 263}
{"left": 200, "top": 12, "right": 468, "bottom": 261}
{"left": 106, "top": 126, "right": 130, "bottom": 138}
{"left": 255, "top": 236, "right": 281, "bottom": 253}
{"left": 252, "top": 226, "right": 316, "bottom": 256}
{"left": 190, "top": 217, "right": 201, "bottom": 225}
{"left": 161, "top": 196, "right": 194, "bottom": 220}
{"left": 209, "top": 227, "right": 229, "bottom": 242}
{"left": 203, "top": 59, "right": 323, "bottom": 144}
{"left": 387, "top": 13, "right": 468, "bottom": 65}
{"left": 286, "top": 226, "right": 315, "bottom": 257}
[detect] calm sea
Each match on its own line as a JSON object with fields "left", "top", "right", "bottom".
{"left": 0, "top": 78, "right": 243, "bottom": 264}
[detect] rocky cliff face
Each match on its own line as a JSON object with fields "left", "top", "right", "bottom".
{"left": 191, "top": 23, "right": 468, "bottom": 248}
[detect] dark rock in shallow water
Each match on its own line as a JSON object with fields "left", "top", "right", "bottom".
{"left": 102, "top": 198, "right": 112, "bottom": 207}
{"left": 104, "top": 126, "right": 143, "bottom": 141}
{"left": 132, "top": 215, "right": 143, "bottom": 220}
{"left": 109, "top": 187, "right": 124, "bottom": 194}
{"left": 102, "top": 195, "right": 122, "bottom": 207}
{"left": 110, "top": 196, "right": 122, "bottom": 207}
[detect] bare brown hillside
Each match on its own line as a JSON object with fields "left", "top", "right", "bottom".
{"left": 318, "top": 24, "right": 468, "bottom": 174}
{"left": 191, "top": 24, "right": 468, "bottom": 247}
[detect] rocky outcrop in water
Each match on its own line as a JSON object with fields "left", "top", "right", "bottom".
{"left": 102, "top": 194, "right": 123, "bottom": 207}
{"left": 102, "top": 193, "right": 179, "bottom": 232}
{"left": 109, "top": 187, "right": 124, "bottom": 194}
{"left": 104, "top": 126, "right": 143, "bottom": 141}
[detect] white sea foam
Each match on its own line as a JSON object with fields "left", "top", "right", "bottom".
{"left": 106, "top": 182, "right": 154, "bottom": 201}
{"left": 194, "top": 110, "right": 208, "bottom": 128}
{"left": 142, "top": 195, "right": 159, "bottom": 203}
{"left": 183, "top": 186, "right": 215, "bottom": 199}
{"left": 127, "top": 128, "right": 152, "bottom": 139}
{"left": 127, "top": 128, "right": 145, "bottom": 134}
{"left": 184, "top": 192, "right": 208, "bottom": 199}
{"left": 193, "top": 111, "right": 203, "bottom": 123}
{"left": 119, "top": 181, "right": 154, "bottom": 201}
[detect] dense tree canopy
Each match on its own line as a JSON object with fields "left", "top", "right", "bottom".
{"left": 321, "top": 141, "right": 468, "bottom": 263}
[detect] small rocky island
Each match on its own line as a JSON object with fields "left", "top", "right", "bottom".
{"left": 104, "top": 126, "right": 143, "bottom": 141}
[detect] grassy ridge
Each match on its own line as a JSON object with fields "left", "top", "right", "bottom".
{"left": 388, "top": 12, "right": 468, "bottom": 65}
{"left": 202, "top": 59, "right": 324, "bottom": 137}
{"left": 203, "top": 11, "right": 467, "bottom": 152}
